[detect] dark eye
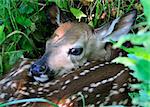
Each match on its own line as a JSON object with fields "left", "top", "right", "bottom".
{"left": 68, "top": 48, "right": 83, "bottom": 56}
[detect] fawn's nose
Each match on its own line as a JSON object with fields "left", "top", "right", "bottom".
{"left": 29, "top": 62, "right": 55, "bottom": 82}
{"left": 29, "top": 54, "right": 55, "bottom": 82}
{"left": 30, "top": 64, "right": 48, "bottom": 76}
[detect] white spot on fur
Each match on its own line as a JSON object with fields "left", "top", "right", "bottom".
{"left": 93, "top": 65, "right": 100, "bottom": 69}
{"left": 44, "top": 80, "right": 60, "bottom": 87}
{"left": 53, "top": 90, "right": 59, "bottom": 93}
{"left": 21, "top": 102, "right": 30, "bottom": 107}
{"left": 76, "top": 96, "right": 82, "bottom": 101}
{"left": 73, "top": 75, "right": 79, "bottom": 80}
{"left": 101, "top": 79, "right": 107, "bottom": 84}
{"left": 119, "top": 100, "right": 124, "bottom": 105}
{"left": 99, "top": 64, "right": 104, "bottom": 66}
{"left": 90, "top": 83, "right": 100, "bottom": 88}
{"left": 84, "top": 70, "right": 90, "bottom": 73}
{"left": 119, "top": 52, "right": 123, "bottom": 56}
{"left": 65, "top": 98, "right": 71, "bottom": 104}
{"left": 30, "top": 89, "right": 36, "bottom": 93}
{"left": 61, "top": 85, "right": 67, "bottom": 90}
{"left": 80, "top": 72, "right": 86, "bottom": 76}
{"left": 124, "top": 68, "right": 129, "bottom": 70}
{"left": 38, "top": 87, "right": 43, "bottom": 91}
{"left": 90, "top": 67, "right": 95, "bottom": 71}
{"left": 105, "top": 62, "right": 109, "bottom": 64}
{"left": 123, "top": 99, "right": 128, "bottom": 105}
{"left": 21, "top": 87, "right": 27, "bottom": 90}
{"left": 43, "top": 89, "right": 49, "bottom": 92}
{"left": 65, "top": 79, "right": 71, "bottom": 84}
{"left": 69, "top": 103, "right": 74, "bottom": 107}
{"left": 96, "top": 94, "right": 100, "bottom": 98}
{"left": 107, "top": 77, "right": 114, "bottom": 82}
{"left": 83, "top": 87, "right": 89, "bottom": 91}
{"left": 47, "top": 93, "right": 53, "bottom": 96}
{"left": 84, "top": 62, "right": 90, "bottom": 66}
{"left": 62, "top": 74, "right": 68, "bottom": 78}
{"left": 113, "top": 69, "right": 125, "bottom": 79}
{"left": 10, "top": 83, "right": 17, "bottom": 89}
{"left": 19, "top": 90, "right": 30, "bottom": 96}
{"left": 112, "top": 84, "right": 118, "bottom": 89}
{"left": 84, "top": 94, "right": 88, "bottom": 98}
{"left": 38, "top": 91, "right": 43, "bottom": 94}
{"left": 88, "top": 88, "right": 94, "bottom": 93}
{"left": 123, "top": 83, "right": 127, "bottom": 87}
{"left": 128, "top": 78, "right": 132, "bottom": 82}
{"left": 33, "top": 81, "right": 38, "bottom": 85}
{"left": 71, "top": 95, "right": 76, "bottom": 100}
{"left": 96, "top": 101, "right": 101, "bottom": 105}
{"left": 110, "top": 90, "right": 119, "bottom": 95}
{"left": 119, "top": 88, "right": 125, "bottom": 93}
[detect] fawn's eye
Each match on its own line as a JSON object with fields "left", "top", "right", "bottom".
{"left": 68, "top": 48, "right": 83, "bottom": 56}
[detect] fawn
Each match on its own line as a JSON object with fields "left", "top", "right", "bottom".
{"left": 0, "top": 10, "right": 137, "bottom": 107}
{"left": 29, "top": 10, "right": 136, "bottom": 82}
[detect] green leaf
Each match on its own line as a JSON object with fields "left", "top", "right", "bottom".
{"left": 48, "top": 0, "right": 68, "bottom": 9}
{"left": 70, "top": 8, "right": 86, "bottom": 21}
{"left": 16, "top": 16, "right": 32, "bottom": 27}
{"left": 88, "top": 21, "right": 94, "bottom": 28}
{"left": 141, "top": 0, "right": 150, "bottom": 25}
{"left": 0, "top": 55, "right": 3, "bottom": 75}
{"left": 8, "top": 51, "right": 23, "bottom": 65}
{"left": 0, "top": 24, "right": 5, "bottom": 44}
{"left": 126, "top": 47, "right": 150, "bottom": 61}
{"left": 20, "top": 39, "right": 32, "bottom": 51}
{"left": 19, "top": 4, "right": 34, "bottom": 14}
{"left": 113, "top": 32, "right": 150, "bottom": 48}
{"left": 132, "top": 59, "right": 150, "bottom": 82}
{"left": 112, "top": 57, "right": 136, "bottom": 67}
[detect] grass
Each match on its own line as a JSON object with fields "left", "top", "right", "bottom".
{"left": 0, "top": 0, "right": 48, "bottom": 74}
{"left": 0, "top": 98, "right": 59, "bottom": 107}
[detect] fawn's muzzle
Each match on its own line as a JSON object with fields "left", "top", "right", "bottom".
{"left": 29, "top": 54, "right": 55, "bottom": 82}
{"left": 30, "top": 63, "right": 49, "bottom": 76}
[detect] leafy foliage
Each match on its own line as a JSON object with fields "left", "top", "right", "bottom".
{"left": 0, "top": 0, "right": 50, "bottom": 74}
{"left": 70, "top": 7, "right": 86, "bottom": 21}
{"left": 141, "top": 0, "right": 150, "bottom": 25}
{"left": 113, "top": 0, "right": 150, "bottom": 106}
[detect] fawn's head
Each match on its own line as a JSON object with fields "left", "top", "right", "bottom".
{"left": 29, "top": 10, "right": 136, "bottom": 82}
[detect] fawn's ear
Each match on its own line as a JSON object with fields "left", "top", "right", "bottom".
{"left": 47, "top": 4, "right": 61, "bottom": 25}
{"left": 47, "top": 4, "right": 72, "bottom": 26}
{"left": 94, "top": 10, "right": 137, "bottom": 42}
